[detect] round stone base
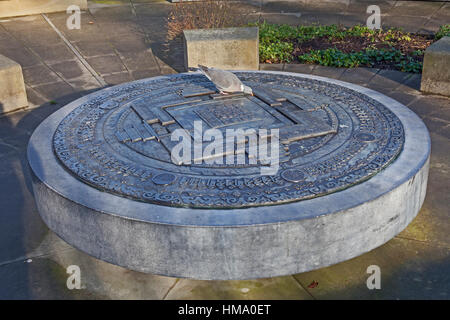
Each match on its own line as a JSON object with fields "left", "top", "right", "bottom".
{"left": 28, "top": 72, "right": 430, "bottom": 280}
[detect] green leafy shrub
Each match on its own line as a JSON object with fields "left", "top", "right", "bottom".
{"left": 256, "top": 22, "right": 430, "bottom": 73}
{"left": 436, "top": 24, "right": 450, "bottom": 40}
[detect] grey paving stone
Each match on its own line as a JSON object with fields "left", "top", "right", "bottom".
{"left": 303, "top": 1, "right": 348, "bottom": 13}
{"left": 366, "top": 70, "right": 413, "bottom": 93}
{"left": 283, "top": 63, "right": 316, "bottom": 74}
{"left": 46, "top": 14, "right": 106, "bottom": 43}
{"left": 338, "top": 14, "right": 366, "bottom": 27}
{"left": 294, "top": 238, "right": 450, "bottom": 300}
{"left": 85, "top": 55, "right": 126, "bottom": 75}
{"left": 89, "top": 5, "right": 136, "bottom": 22}
{"left": 382, "top": 16, "right": 429, "bottom": 33}
{"left": 32, "top": 81, "right": 76, "bottom": 101}
{"left": 384, "top": 90, "right": 420, "bottom": 107}
{"left": 29, "top": 43, "right": 75, "bottom": 63}
{"left": 96, "top": 22, "right": 143, "bottom": 37}
{"left": 345, "top": 0, "right": 396, "bottom": 15}
{"left": 0, "top": 47, "right": 41, "bottom": 68}
{"left": 5, "top": 28, "right": 62, "bottom": 48}
{"left": 437, "top": 125, "right": 450, "bottom": 141}
{"left": 118, "top": 50, "right": 159, "bottom": 72}
{"left": 73, "top": 39, "right": 115, "bottom": 57}
{"left": 0, "top": 251, "right": 100, "bottom": 299}
{"left": 260, "top": 14, "right": 303, "bottom": 26}
{"left": 407, "top": 96, "right": 447, "bottom": 119}
{"left": 422, "top": 19, "right": 449, "bottom": 34}
{"left": 109, "top": 37, "right": 150, "bottom": 54}
{"left": 0, "top": 32, "right": 23, "bottom": 50}
{"left": 388, "top": 1, "right": 443, "bottom": 17}
{"left": 22, "top": 64, "right": 61, "bottom": 87}
{"left": 311, "top": 65, "right": 346, "bottom": 79}
{"left": 134, "top": 2, "right": 173, "bottom": 17}
{"left": 0, "top": 142, "right": 16, "bottom": 159}
{"left": 67, "top": 77, "right": 102, "bottom": 92}
{"left": 298, "top": 12, "right": 341, "bottom": 25}
{"left": 402, "top": 74, "right": 422, "bottom": 91}
{"left": 399, "top": 132, "right": 450, "bottom": 248}
{"left": 1, "top": 245, "right": 177, "bottom": 299}
{"left": 259, "top": 63, "right": 284, "bottom": 71}
{"left": 339, "top": 67, "right": 379, "bottom": 86}
{"left": 48, "top": 60, "right": 85, "bottom": 80}
{"left": 131, "top": 68, "right": 161, "bottom": 80}
{"left": 261, "top": 0, "right": 310, "bottom": 13}
{"left": 422, "top": 116, "right": 449, "bottom": 134}
{"left": 165, "top": 276, "right": 313, "bottom": 300}
{"left": 24, "top": 86, "right": 47, "bottom": 108}
{"left": 103, "top": 72, "right": 133, "bottom": 85}
{"left": 0, "top": 155, "right": 51, "bottom": 263}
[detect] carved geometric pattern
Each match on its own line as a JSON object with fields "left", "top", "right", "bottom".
{"left": 53, "top": 72, "right": 404, "bottom": 208}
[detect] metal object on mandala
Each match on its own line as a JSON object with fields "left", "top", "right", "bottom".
{"left": 52, "top": 72, "right": 405, "bottom": 208}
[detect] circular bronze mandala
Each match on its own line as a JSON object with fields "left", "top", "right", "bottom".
{"left": 53, "top": 72, "right": 404, "bottom": 208}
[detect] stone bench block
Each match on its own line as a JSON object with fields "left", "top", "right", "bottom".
{"left": 421, "top": 36, "right": 450, "bottom": 97}
{"left": 0, "top": 0, "right": 87, "bottom": 18}
{"left": 0, "top": 54, "right": 28, "bottom": 114}
{"left": 183, "top": 27, "right": 259, "bottom": 71}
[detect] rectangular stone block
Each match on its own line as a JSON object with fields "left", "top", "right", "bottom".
{"left": 0, "top": 54, "right": 28, "bottom": 114}
{"left": 421, "top": 36, "right": 450, "bottom": 97}
{"left": 0, "top": 0, "right": 87, "bottom": 18}
{"left": 183, "top": 27, "right": 259, "bottom": 71}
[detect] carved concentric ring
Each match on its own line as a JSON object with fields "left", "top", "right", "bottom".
{"left": 53, "top": 72, "right": 404, "bottom": 208}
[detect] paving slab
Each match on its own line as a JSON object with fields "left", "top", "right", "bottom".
{"left": 0, "top": 47, "right": 41, "bottom": 68}
{"left": 73, "top": 39, "right": 116, "bottom": 57}
{"left": 382, "top": 15, "right": 429, "bottom": 33}
{"left": 30, "top": 43, "right": 76, "bottom": 63}
{"left": 259, "top": 63, "right": 284, "bottom": 71}
{"left": 311, "top": 65, "right": 346, "bottom": 79}
{"left": 398, "top": 133, "right": 450, "bottom": 248}
{"left": 388, "top": 1, "right": 443, "bottom": 18}
{"left": 294, "top": 238, "right": 450, "bottom": 300}
{"left": 283, "top": 63, "right": 316, "bottom": 74}
{"left": 165, "top": 276, "right": 313, "bottom": 300}
{"left": 22, "top": 64, "right": 61, "bottom": 87}
{"left": 103, "top": 72, "right": 134, "bottom": 85}
{"left": 366, "top": 70, "right": 413, "bottom": 93}
{"left": 32, "top": 81, "right": 77, "bottom": 102}
{"left": 85, "top": 55, "right": 127, "bottom": 75}
{"left": 338, "top": 67, "right": 379, "bottom": 86}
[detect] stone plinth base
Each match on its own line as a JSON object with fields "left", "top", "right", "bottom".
{"left": 0, "top": 54, "right": 27, "bottom": 114}
{"left": 421, "top": 36, "right": 450, "bottom": 97}
{"left": 183, "top": 27, "right": 259, "bottom": 71}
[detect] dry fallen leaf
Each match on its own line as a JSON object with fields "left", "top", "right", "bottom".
{"left": 307, "top": 280, "right": 318, "bottom": 289}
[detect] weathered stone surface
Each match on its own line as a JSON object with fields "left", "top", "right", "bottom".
{"left": 0, "top": 54, "right": 27, "bottom": 114}
{"left": 0, "top": 0, "right": 87, "bottom": 18}
{"left": 183, "top": 27, "right": 259, "bottom": 70}
{"left": 421, "top": 36, "right": 450, "bottom": 97}
{"left": 28, "top": 72, "right": 430, "bottom": 280}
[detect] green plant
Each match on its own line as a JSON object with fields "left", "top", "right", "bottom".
{"left": 436, "top": 24, "right": 450, "bottom": 40}
{"left": 259, "top": 41, "right": 293, "bottom": 63}
{"left": 256, "top": 22, "right": 428, "bottom": 73}
{"left": 298, "top": 48, "right": 370, "bottom": 68}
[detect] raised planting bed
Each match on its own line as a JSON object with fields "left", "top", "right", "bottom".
{"left": 257, "top": 22, "right": 450, "bottom": 73}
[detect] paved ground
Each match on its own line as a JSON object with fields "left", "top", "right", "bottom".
{"left": 0, "top": 0, "right": 449, "bottom": 299}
